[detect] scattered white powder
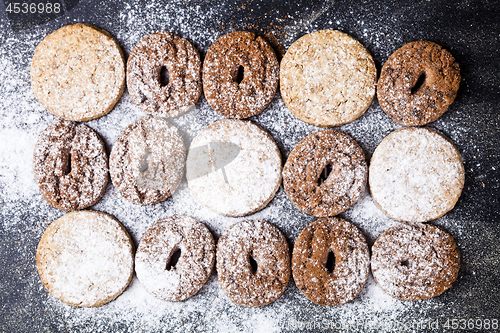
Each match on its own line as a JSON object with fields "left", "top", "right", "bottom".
{"left": 0, "top": 0, "right": 470, "bottom": 332}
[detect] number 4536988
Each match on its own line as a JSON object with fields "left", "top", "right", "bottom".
{"left": 443, "top": 318, "right": 498, "bottom": 330}
{"left": 5, "top": 2, "right": 61, "bottom": 14}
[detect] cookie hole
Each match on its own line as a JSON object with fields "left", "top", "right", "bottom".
{"left": 160, "top": 66, "right": 170, "bottom": 87}
{"left": 166, "top": 248, "right": 182, "bottom": 271}
{"left": 63, "top": 150, "right": 72, "bottom": 176}
{"left": 235, "top": 65, "right": 245, "bottom": 84}
{"left": 318, "top": 163, "right": 333, "bottom": 186}
{"left": 411, "top": 73, "right": 426, "bottom": 94}
{"left": 249, "top": 251, "right": 258, "bottom": 274}
{"left": 139, "top": 148, "right": 152, "bottom": 173}
{"left": 400, "top": 259, "right": 410, "bottom": 268}
{"left": 326, "top": 251, "right": 335, "bottom": 273}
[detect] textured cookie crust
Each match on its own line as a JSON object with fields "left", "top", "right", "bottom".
{"left": 186, "top": 119, "right": 281, "bottom": 217}
{"left": 135, "top": 216, "right": 215, "bottom": 301}
{"left": 292, "top": 218, "right": 370, "bottom": 306}
{"left": 36, "top": 211, "right": 134, "bottom": 307}
{"left": 31, "top": 23, "right": 125, "bottom": 121}
{"left": 369, "top": 127, "right": 465, "bottom": 223}
{"left": 33, "top": 118, "right": 108, "bottom": 211}
{"left": 202, "top": 31, "right": 279, "bottom": 118}
{"left": 377, "top": 41, "right": 461, "bottom": 126}
{"left": 280, "top": 29, "right": 376, "bottom": 127}
{"left": 216, "top": 220, "right": 290, "bottom": 307}
{"left": 127, "top": 31, "right": 202, "bottom": 117}
{"left": 110, "top": 117, "right": 186, "bottom": 205}
{"left": 283, "top": 130, "right": 367, "bottom": 217}
{"left": 371, "top": 223, "right": 460, "bottom": 300}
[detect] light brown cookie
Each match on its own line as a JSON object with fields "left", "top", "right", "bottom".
{"left": 377, "top": 41, "right": 461, "bottom": 126}
{"left": 186, "top": 119, "right": 281, "bottom": 217}
{"left": 33, "top": 118, "right": 108, "bottom": 211}
{"left": 109, "top": 117, "right": 186, "bottom": 205}
{"left": 127, "top": 31, "right": 202, "bottom": 117}
{"left": 135, "top": 216, "right": 215, "bottom": 301}
{"left": 283, "top": 130, "right": 367, "bottom": 217}
{"left": 280, "top": 29, "right": 376, "bottom": 127}
{"left": 31, "top": 23, "right": 125, "bottom": 121}
{"left": 202, "top": 31, "right": 279, "bottom": 118}
{"left": 36, "top": 211, "right": 134, "bottom": 307}
{"left": 216, "top": 220, "right": 290, "bottom": 307}
{"left": 369, "top": 127, "right": 465, "bottom": 223}
{"left": 371, "top": 223, "right": 460, "bottom": 300}
{"left": 292, "top": 217, "right": 370, "bottom": 306}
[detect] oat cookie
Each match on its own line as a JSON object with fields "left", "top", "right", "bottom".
{"left": 202, "top": 31, "right": 279, "bottom": 118}
{"left": 292, "top": 218, "right": 370, "bottom": 306}
{"left": 283, "top": 130, "right": 367, "bottom": 217}
{"left": 369, "top": 127, "right": 465, "bottom": 223}
{"left": 377, "top": 41, "right": 461, "bottom": 126}
{"left": 127, "top": 32, "right": 202, "bottom": 117}
{"left": 186, "top": 119, "right": 281, "bottom": 217}
{"left": 33, "top": 118, "right": 108, "bottom": 211}
{"left": 36, "top": 211, "right": 134, "bottom": 307}
{"left": 217, "top": 220, "right": 290, "bottom": 307}
{"left": 109, "top": 117, "right": 186, "bottom": 205}
{"left": 31, "top": 23, "right": 125, "bottom": 121}
{"left": 280, "top": 29, "right": 376, "bottom": 127}
{"left": 371, "top": 223, "right": 460, "bottom": 300}
{"left": 135, "top": 216, "right": 215, "bottom": 301}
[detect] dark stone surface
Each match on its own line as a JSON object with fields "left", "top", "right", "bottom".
{"left": 0, "top": 0, "right": 499, "bottom": 332}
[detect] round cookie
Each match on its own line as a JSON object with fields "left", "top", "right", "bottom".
{"left": 283, "top": 130, "right": 367, "bottom": 217}
{"left": 369, "top": 127, "right": 465, "bottom": 223}
{"left": 186, "top": 119, "right": 281, "bottom": 217}
{"left": 202, "top": 31, "right": 279, "bottom": 118}
{"left": 36, "top": 211, "right": 134, "bottom": 307}
{"left": 31, "top": 23, "right": 125, "bottom": 121}
{"left": 33, "top": 118, "right": 108, "bottom": 211}
{"left": 292, "top": 218, "right": 370, "bottom": 306}
{"left": 216, "top": 220, "right": 290, "bottom": 307}
{"left": 377, "top": 41, "right": 461, "bottom": 126}
{"left": 135, "top": 216, "right": 215, "bottom": 301}
{"left": 127, "top": 32, "right": 202, "bottom": 117}
{"left": 371, "top": 223, "right": 460, "bottom": 300}
{"left": 110, "top": 117, "right": 186, "bottom": 205}
{"left": 280, "top": 29, "right": 376, "bottom": 127}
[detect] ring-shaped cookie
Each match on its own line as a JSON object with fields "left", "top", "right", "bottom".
{"left": 292, "top": 217, "right": 370, "bottom": 306}
{"left": 135, "top": 216, "right": 215, "bottom": 301}
{"left": 202, "top": 31, "right": 279, "bottom": 118}
{"left": 283, "top": 130, "right": 367, "bottom": 217}
{"left": 127, "top": 32, "right": 202, "bottom": 117}
{"left": 216, "top": 220, "right": 290, "bottom": 307}
{"left": 377, "top": 41, "right": 461, "bottom": 126}
{"left": 371, "top": 223, "right": 460, "bottom": 300}
{"left": 33, "top": 118, "right": 108, "bottom": 211}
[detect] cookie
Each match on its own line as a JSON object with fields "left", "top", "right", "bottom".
{"left": 202, "top": 31, "right": 279, "bottom": 118}
{"left": 280, "top": 29, "right": 376, "bottom": 127}
{"left": 377, "top": 41, "right": 461, "bottom": 126}
{"left": 186, "top": 119, "right": 281, "bottom": 217}
{"left": 369, "top": 127, "right": 465, "bottom": 223}
{"left": 36, "top": 211, "right": 134, "bottom": 307}
{"left": 283, "top": 130, "right": 367, "bottom": 217}
{"left": 33, "top": 118, "right": 108, "bottom": 211}
{"left": 216, "top": 220, "right": 290, "bottom": 307}
{"left": 109, "top": 117, "right": 186, "bottom": 205}
{"left": 371, "top": 223, "right": 460, "bottom": 300}
{"left": 292, "top": 218, "right": 370, "bottom": 306}
{"left": 127, "top": 32, "right": 202, "bottom": 117}
{"left": 135, "top": 216, "right": 215, "bottom": 301}
{"left": 31, "top": 23, "right": 125, "bottom": 121}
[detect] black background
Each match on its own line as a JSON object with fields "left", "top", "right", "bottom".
{"left": 0, "top": 0, "right": 499, "bottom": 332}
